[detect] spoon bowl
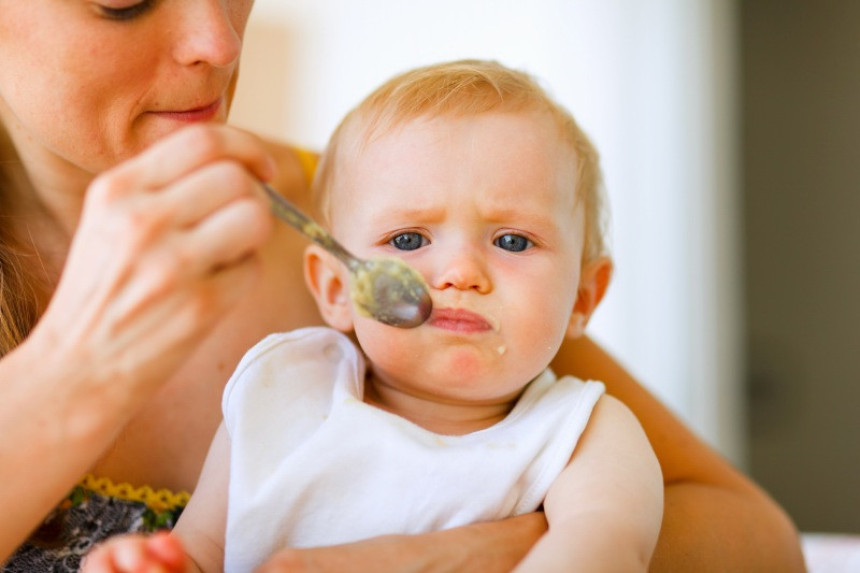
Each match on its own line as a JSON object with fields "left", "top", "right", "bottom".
{"left": 350, "top": 256, "right": 433, "bottom": 327}
{"left": 261, "top": 183, "right": 432, "bottom": 328}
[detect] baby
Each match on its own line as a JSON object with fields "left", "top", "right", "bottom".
{"left": 84, "top": 59, "right": 663, "bottom": 573}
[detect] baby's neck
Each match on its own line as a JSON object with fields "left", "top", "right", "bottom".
{"left": 363, "top": 375, "right": 524, "bottom": 436}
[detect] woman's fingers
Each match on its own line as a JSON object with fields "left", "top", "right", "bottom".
{"left": 65, "top": 214, "right": 267, "bottom": 390}
{"left": 156, "top": 159, "right": 270, "bottom": 232}
{"left": 33, "top": 123, "right": 277, "bottom": 395}
{"left": 180, "top": 192, "right": 272, "bottom": 274}
{"left": 84, "top": 124, "right": 274, "bottom": 279}
{"left": 98, "top": 123, "right": 276, "bottom": 195}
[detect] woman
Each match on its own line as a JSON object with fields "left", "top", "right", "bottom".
{"left": 0, "top": 1, "right": 803, "bottom": 571}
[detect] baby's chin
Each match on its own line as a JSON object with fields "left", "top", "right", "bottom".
{"left": 425, "top": 348, "right": 527, "bottom": 394}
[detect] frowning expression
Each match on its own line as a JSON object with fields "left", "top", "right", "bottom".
{"left": 329, "top": 111, "right": 587, "bottom": 405}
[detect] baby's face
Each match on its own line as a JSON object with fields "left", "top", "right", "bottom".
{"left": 329, "top": 111, "right": 587, "bottom": 404}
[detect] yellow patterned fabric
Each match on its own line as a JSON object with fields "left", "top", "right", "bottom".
{"left": 78, "top": 473, "right": 190, "bottom": 514}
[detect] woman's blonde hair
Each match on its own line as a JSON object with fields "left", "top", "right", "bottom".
{"left": 0, "top": 123, "right": 42, "bottom": 357}
{"left": 313, "top": 59, "right": 609, "bottom": 262}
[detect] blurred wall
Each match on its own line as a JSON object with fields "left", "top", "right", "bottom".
{"left": 743, "top": 1, "right": 860, "bottom": 532}
{"left": 230, "top": 1, "right": 745, "bottom": 463}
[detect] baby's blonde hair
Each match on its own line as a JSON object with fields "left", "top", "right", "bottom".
{"left": 313, "top": 59, "right": 609, "bottom": 262}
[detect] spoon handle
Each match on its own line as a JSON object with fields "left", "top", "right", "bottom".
{"left": 261, "top": 183, "right": 358, "bottom": 269}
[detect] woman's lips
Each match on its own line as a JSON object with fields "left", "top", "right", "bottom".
{"left": 428, "top": 308, "right": 493, "bottom": 333}
{"left": 151, "top": 97, "right": 223, "bottom": 122}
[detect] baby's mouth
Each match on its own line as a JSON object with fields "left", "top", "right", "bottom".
{"left": 428, "top": 307, "right": 495, "bottom": 333}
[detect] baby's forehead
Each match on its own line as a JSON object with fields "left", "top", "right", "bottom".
{"left": 331, "top": 118, "right": 583, "bottom": 212}
{"left": 319, "top": 109, "right": 588, "bottom": 227}
{"left": 341, "top": 111, "right": 581, "bottom": 184}
{"left": 356, "top": 108, "right": 573, "bottom": 148}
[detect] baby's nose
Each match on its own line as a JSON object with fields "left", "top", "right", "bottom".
{"left": 431, "top": 250, "right": 491, "bottom": 293}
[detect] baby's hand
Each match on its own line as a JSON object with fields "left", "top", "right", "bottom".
{"left": 82, "top": 531, "right": 188, "bottom": 573}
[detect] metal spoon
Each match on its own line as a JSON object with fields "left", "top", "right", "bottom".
{"left": 261, "top": 183, "right": 432, "bottom": 328}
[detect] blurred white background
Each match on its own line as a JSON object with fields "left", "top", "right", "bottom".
{"left": 230, "top": 0, "right": 744, "bottom": 465}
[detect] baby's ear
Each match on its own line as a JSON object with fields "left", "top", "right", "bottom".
{"left": 567, "top": 256, "right": 613, "bottom": 339}
{"left": 304, "top": 244, "right": 355, "bottom": 332}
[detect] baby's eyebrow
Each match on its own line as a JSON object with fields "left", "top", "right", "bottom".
{"left": 480, "top": 206, "right": 559, "bottom": 228}
{"left": 370, "top": 204, "right": 446, "bottom": 224}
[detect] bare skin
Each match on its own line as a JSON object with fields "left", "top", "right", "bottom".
{"left": 0, "top": 0, "right": 804, "bottom": 568}
{"left": 81, "top": 140, "right": 804, "bottom": 573}
{"left": 551, "top": 337, "right": 806, "bottom": 571}
{"left": 83, "top": 139, "right": 321, "bottom": 495}
{"left": 1, "top": 127, "right": 805, "bottom": 570}
{"left": 0, "top": 129, "right": 311, "bottom": 561}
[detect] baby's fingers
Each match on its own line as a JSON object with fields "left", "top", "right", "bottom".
{"left": 82, "top": 532, "right": 186, "bottom": 573}
{"left": 144, "top": 532, "right": 188, "bottom": 571}
{"left": 82, "top": 535, "right": 147, "bottom": 572}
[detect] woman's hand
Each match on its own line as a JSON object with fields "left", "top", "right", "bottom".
{"left": 34, "top": 124, "right": 275, "bottom": 414}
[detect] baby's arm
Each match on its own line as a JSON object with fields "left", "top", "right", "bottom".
{"left": 514, "top": 395, "right": 663, "bottom": 572}
{"left": 552, "top": 337, "right": 804, "bottom": 571}
{"left": 168, "top": 423, "right": 232, "bottom": 572}
{"left": 81, "top": 425, "right": 230, "bottom": 573}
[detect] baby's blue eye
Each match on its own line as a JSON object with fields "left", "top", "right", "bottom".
{"left": 391, "top": 232, "right": 426, "bottom": 251}
{"left": 494, "top": 234, "right": 532, "bottom": 252}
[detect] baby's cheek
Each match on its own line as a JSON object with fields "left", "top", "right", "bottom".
{"left": 516, "top": 318, "right": 567, "bottom": 363}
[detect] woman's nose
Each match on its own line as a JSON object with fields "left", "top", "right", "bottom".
{"left": 430, "top": 249, "right": 492, "bottom": 294}
{"left": 172, "top": 1, "right": 243, "bottom": 68}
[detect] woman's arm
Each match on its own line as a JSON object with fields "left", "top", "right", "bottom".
{"left": 0, "top": 125, "right": 277, "bottom": 562}
{"left": 257, "top": 513, "right": 548, "bottom": 573}
{"left": 550, "top": 335, "right": 806, "bottom": 572}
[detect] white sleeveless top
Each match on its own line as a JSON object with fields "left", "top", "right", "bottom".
{"left": 222, "top": 327, "right": 605, "bottom": 573}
